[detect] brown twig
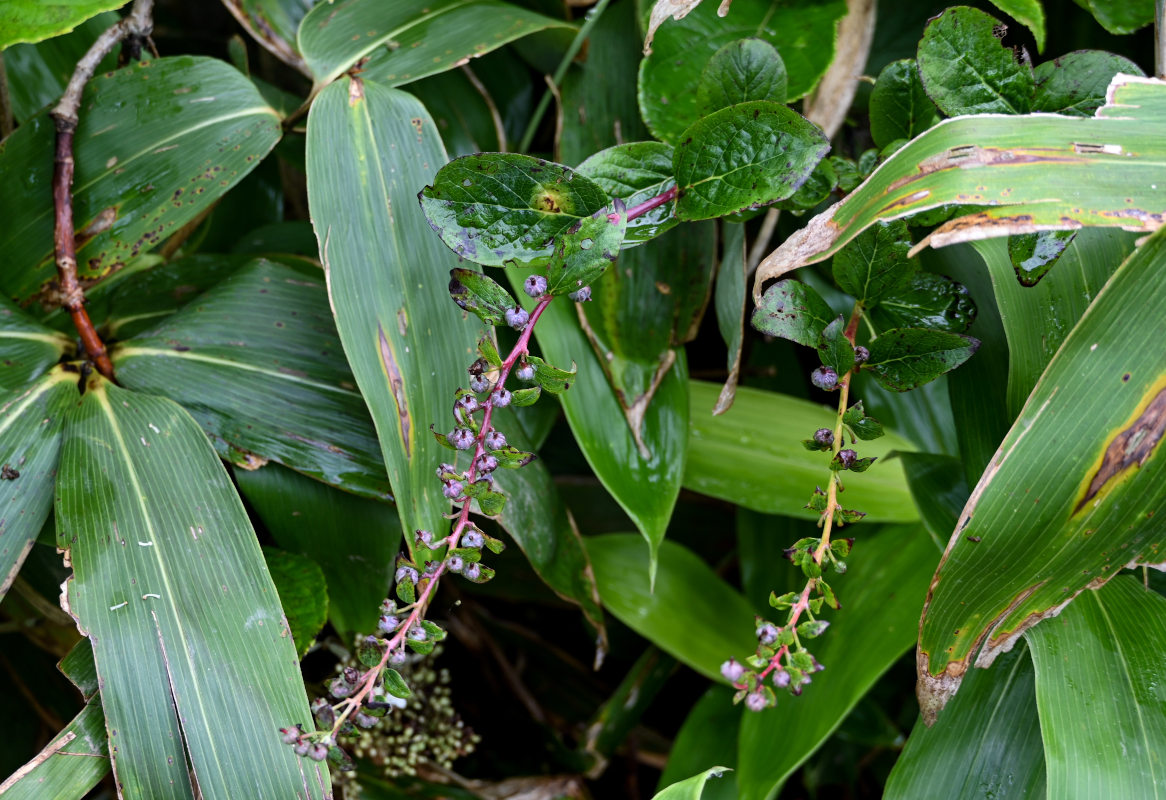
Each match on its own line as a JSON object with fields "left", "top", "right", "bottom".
{"left": 0, "top": 55, "right": 14, "bottom": 138}
{"left": 50, "top": 0, "right": 154, "bottom": 380}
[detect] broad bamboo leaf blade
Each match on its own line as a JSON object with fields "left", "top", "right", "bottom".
{"left": 306, "top": 78, "right": 479, "bottom": 541}
{"left": 916, "top": 226, "right": 1166, "bottom": 725}
{"left": 513, "top": 281, "right": 689, "bottom": 581}
{"left": 235, "top": 463, "right": 399, "bottom": 639}
{"left": 652, "top": 767, "right": 731, "bottom": 800}
{"left": 113, "top": 258, "right": 390, "bottom": 500}
{"left": 0, "top": 297, "right": 69, "bottom": 393}
{"left": 0, "top": 369, "right": 75, "bottom": 604}
{"left": 0, "top": 57, "right": 282, "bottom": 305}
{"left": 585, "top": 534, "right": 756, "bottom": 682}
{"left": 637, "top": 0, "right": 847, "bottom": 143}
{"left": 737, "top": 524, "right": 939, "bottom": 800}
{"left": 685, "top": 381, "right": 918, "bottom": 522}
{"left": 884, "top": 644, "right": 1045, "bottom": 799}
{"left": 0, "top": 697, "right": 110, "bottom": 800}
{"left": 1026, "top": 576, "right": 1166, "bottom": 797}
{"left": 753, "top": 74, "right": 1166, "bottom": 298}
{"left": 56, "top": 381, "right": 328, "bottom": 798}
{"left": 297, "top": 0, "right": 572, "bottom": 88}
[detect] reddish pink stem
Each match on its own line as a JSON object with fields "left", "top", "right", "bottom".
{"left": 616, "top": 185, "right": 678, "bottom": 223}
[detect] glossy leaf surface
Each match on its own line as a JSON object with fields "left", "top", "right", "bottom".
{"left": 750, "top": 278, "right": 835, "bottom": 348}
{"left": 113, "top": 258, "right": 389, "bottom": 499}
{"left": 987, "top": 0, "right": 1046, "bottom": 49}
{"left": 738, "top": 524, "right": 939, "bottom": 800}
{"left": 685, "top": 381, "right": 918, "bottom": 522}
{"left": 307, "top": 78, "right": 478, "bottom": 543}
{"left": 916, "top": 6, "right": 1034, "bottom": 116}
{"left": 869, "top": 59, "right": 942, "bottom": 151}
{"left": 0, "top": 697, "right": 109, "bottom": 800}
{"left": 867, "top": 272, "right": 977, "bottom": 333}
{"left": 298, "top": 0, "right": 571, "bottom": 89}
{"left": 864, "top": 328, "right": 980, "bottom": 392}
{"left": 0, "top": 297, "right": 69, "bottom": 393}
{"left": 1026, "top": 577, "right": 1166, "bottom": 798}
{"left": 1071, "top": 0, "right": 1153, "bottom": 35}
{"left": 0, "top": 369, "right": 75, "bottom": 604}
{"left": 586, "top": 534, "right": 755, "bottom": 682}
{"left": 262, "top": 546, "right": 328, "bottom": 659}
{"left": 917, "top": 227, "right": 1166, "bottom": 724}
{"left": 577, "top": 142, "right": 678, "bottom": 245}
{"left": 57, "top": 380, "right": 328, "bottom": 798}
{"left": 420, "top": 153, "right": 610, "bottom": 268}
{"left": 653, "top": 767, "right": 731, "bottom": 800}
{"left": 637, "top": 0, "right": 847, "bottom": 142}
{"left": 0, "top": 57, "right": 281, "bottom": 304}
{"left": 1032, "top": 50, "right": 1144, "bottom": 116}
{"left": 830, "top": 220, "right": 914, "bottom": 305}
{"left": 0, "top": 0, "right": 124, "bottom": 49}
{"left": 673, "top": 101, "right": 829, "bottom": 221}
{"left": 696, "top": 38, "right": 787, "bottom": 113}
{"left": 884, "top": 644, "right": 1045, "bottom": 799}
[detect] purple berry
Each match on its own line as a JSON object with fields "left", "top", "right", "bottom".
{"left": 464, "top": 563, "right": 482, "bottom": 581}
{"left": 516, "top": 362, "right": 536, "bottom": 382}
{"left": 469, "top": 373, "right": 492, "bottom": 394}
{"left": 447, "top": 555, "right": 465, "bottom": 573}
{"left": 454, "top": 394, "right": 479, "bottom": 419}
{"left": 308, "top": 743, "right": 329, "bottom": 762}
{"left": 355, "top": 712, "right": 378, "bottom": 729}
{"left": 294, "top": 739, "right": 311, "bottom": 756}
{"left": 772, "top": 669, "right": 791, "bottom": 689}
{"left": 395, "top": 566, "right": 418, "bottom": 585}
{"left": 745, "top": 691, "right": 768, "bottom": 712}
{"left": 505, "top": 307, "right": 529, "bottom": 330}
{"left": 415, "top": 529, "right": 433, "bottom": 547}
{"left": 473, "top": 454, "right": 498, "bottom": 474}
{"left": 280, "top": 726, "right": 302, "bottom": 744}
{"left": 757, "top": 623, "right": 779, "bottom": 645}
{"left": 490, "top": 388, "right": 512, "bottom": 407}
{"left": 389, "top": 648, "right": 406, "bottom": 665}
{"left": 721, "top": 658, "right": 745, "bottom": 683}
{"left": 837, "top": 449, "right": 857, "bottom": 469}
{"left": 483, "top": 430, "right": 507, "bottom": 450}
{"left": 853, "top": 345, "right": 870, "bottom": 365}
{"left": 461, "top": 530, "right": 484, "bottom": 548}
{"left": 329, "top": 677, "right": 352, "bottom": 698}
{"left": 407, "top": 626, "right": 427, "bottom": 642}
{"left": 442, "top": 481, "right": 464, "bottom": 500}
{"left": 813, "top": 428, "right": 834, "bottom": 446}
{"left": 811, "top": 366, "right": 838, "bottom": 391}
{"left": 311, "top": 698, "right": 335, "bottom": 728}
{"left": 568, "top": 286, "right": 591, "bottom": 302}
{"left": 449, "top": 427, "right": 474, "bottom": 450}
{"left": 436, "top": 463, "right": 455, "bottom": 478}
{"left": 523, "top": 275, "right": 548, "bottom": 297}
{"left": 378, "top": 614, "right": 400, "bottom": 634}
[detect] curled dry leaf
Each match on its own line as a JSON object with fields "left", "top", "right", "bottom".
{"left": 644, "top": 0, "right": 735, "bottom": 54}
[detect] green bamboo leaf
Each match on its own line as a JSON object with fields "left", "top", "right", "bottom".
{"left": 297, "top": 0, "right": 572, "bottom": 89}
{"left": 1026, "top": 577, "right": 1166, "bottom": 797}
{"left": 737, "top": 524, "right": 939, "bottom": 800}
{"left": 973, "top": 229, "right": 1135, "bottom": 417}
{"left": 673, "top": 101, "right": 830, "bottom": 221}
{"left": 656, "top": 686, "right": 740, "bottom": 800}
{"left": 868, "top": 59, "right": 943, "bottom": 150}
{"left": 1032, "top": 50, "right": 1144, "bottom": 116}
{"left": 752, "top": 75, "right": 1166, "bottom": 296}
{"left": 696, "top": 38, "right": 787, "bottom": 114}
{"left": 868, "top": 272, "right": 977, "bottom": 333}
{"left": 0, "top": 57, "right": 282, "bottom": 305}
{"left": 56, "top": 380, "right": 328, "bottom": 798}
{"left": 750, "top": 278, "right": 835, "bottom": 348}
{"left": 234, "top": 464, "right": 398, "bottom": 639}
{"left": 112, "top": 258, "right": 389, "bottom": 499}
{"left": 586, "top": 534, "right": 755, "bottom": 682}
{"left": 419, "top": 153, "right": 611, "bottom": 269}
{"left": 830, "top": 220, "right": 915, "bottom": 305}
{"left": 652, "top": 767, "right": 731, "bottom": 800}
{"left": 306, "top": 78, "right": 478, "bottom": 545}
{"left": 899, "top": 452, "right": 969, "bottom": 549}
{"left": 917, "top": 6, "right": 1035, "bottom": 116}
{"left": 637, "top": 0, "right": 847, "bottom": 143}
{"left": 576, "top": 142, "right": 679, "bottom": 245}
{"left": 224, "top": 0, "right": 314, "bottom": 73}
{"left": 0, "top": 297, "right": 69, "bottom": 393}
{"left": 916, "top": 227, "right": 1166, "bottom": 725}
{"left": 0, "top": 368, "right": 75, "bottom": 605}
{"left": 865, "top": 328, "right": 980, "bottom": 392}
{"left": 0, "top": 697, "right": 109, "bottom": 800}
{"left": 684, "top": 381, "right": 919, "bottom": 522}
{"left": 884, "top": 644, "right": 1045, "bottom": 799}
{"left": 512, "top": 278, "right": 689, "bottom": 582}
{"left": 262, "top": 546, "right": 328, "bottom": 659}
{"left": 0, "top": 0, "right": 124, "bottom": 49}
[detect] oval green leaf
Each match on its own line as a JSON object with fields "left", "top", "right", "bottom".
{"left": 576, "top": 142, "right": 678, "bottom": 245}
{"left": 869, "top": 59, "right": 943, "bottom": 150}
